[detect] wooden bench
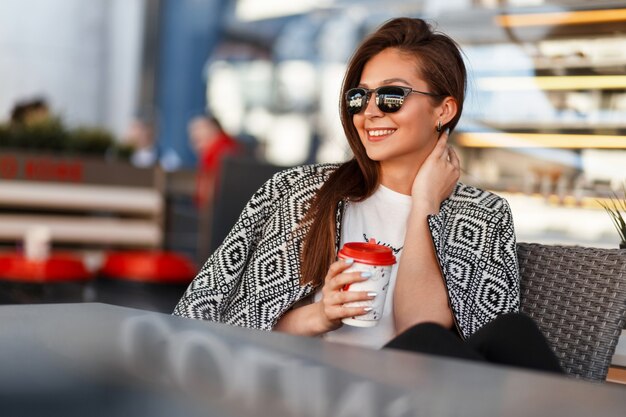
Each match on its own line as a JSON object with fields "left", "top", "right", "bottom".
{"left": 0, "top": 151, "right": 164, "bottom": 249}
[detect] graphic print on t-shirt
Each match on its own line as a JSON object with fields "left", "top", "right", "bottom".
{"left": 363, "top": 234, "right": 403, "bottom": 255}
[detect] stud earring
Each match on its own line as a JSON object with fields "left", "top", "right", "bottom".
{"left": 436, "top": 120, "right": 442, "bottom": 133}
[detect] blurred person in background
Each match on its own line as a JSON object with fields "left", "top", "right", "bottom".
{"left": 124, "top": 115, "right": 181, "bottom": 171}
{"left": 188, "top": 115, "right": 240, "bottom": 207}
{"left": 175, "top": 18, "right": 562, "bottom": 374}
{"left": 125, "top": 118, "right": 159, "bottom": 168}
{"left": 10, "top": 97, "right": 50, "bottom": 126}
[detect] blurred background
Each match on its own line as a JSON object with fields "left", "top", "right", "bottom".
{"left": 2, "top": 0, "right": 626, "bottom": 310}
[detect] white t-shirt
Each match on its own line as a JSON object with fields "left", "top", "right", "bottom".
{"left": 314, "top": 184, "right": 412, "bottom": 349}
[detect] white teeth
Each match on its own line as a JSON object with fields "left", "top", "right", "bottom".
{"left": 369, "top": 129, "right": 395, "bottom": 137}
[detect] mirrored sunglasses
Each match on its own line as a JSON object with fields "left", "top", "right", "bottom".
{"left": 345, "top": 85, "right": 443, "bottom": 115}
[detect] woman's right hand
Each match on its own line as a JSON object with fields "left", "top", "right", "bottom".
{"left": 314, "top": 258, "right": 376, "bottom": 333}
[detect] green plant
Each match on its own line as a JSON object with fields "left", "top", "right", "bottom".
{"left": 110, "top": 142, "right": 134, "bottom": 161}
{"left": 67, "top": 126, "right": 114, "bottom": 155}
{"left": 599, "top": 183, "right": 626, "bottom": 249}
{"left": 9, "top": 118, "right": 68, "bottom": 151}
{"left": 0, "top": 123, "right": 12, "bottom": 147}
{"left": 0, "top": 117, "right": 125, "bottom": 159}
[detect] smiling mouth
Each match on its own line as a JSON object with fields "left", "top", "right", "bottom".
{"left": 367, "top": 129, "right": 396, "bottom": 140}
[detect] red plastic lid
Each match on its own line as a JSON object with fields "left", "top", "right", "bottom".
{"left": 100, "top": 251, "right": 196, "bottom": 284}
{"left": 337, "top": 242, "right": 396, "bottom": 266}
{"left": 0, "top": 253, "right": 91, "bottom": 283}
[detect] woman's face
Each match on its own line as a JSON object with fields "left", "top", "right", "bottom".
{"left": 352, "top": 48, "right": 442, "bottom": 168}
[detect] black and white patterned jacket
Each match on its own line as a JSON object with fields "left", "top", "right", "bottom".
{"left": 173, "top": 163, "right": 520, "bottom": 339}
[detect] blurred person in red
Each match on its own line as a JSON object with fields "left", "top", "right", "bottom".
{"left": 188, "top": 115, "right": 240, "bottom": 207}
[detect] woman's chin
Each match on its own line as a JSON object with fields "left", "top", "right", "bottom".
{"left": 363, "top": 148, "right": 386, "bottom": 162}
{"left": 360, "top": 152, "right": 381, "bottom": 162}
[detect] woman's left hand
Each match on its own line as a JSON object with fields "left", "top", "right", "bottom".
{"left": 411, "top": 130, "right": 460, "bottom": 213}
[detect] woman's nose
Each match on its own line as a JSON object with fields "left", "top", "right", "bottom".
{"left": 363, "top": 93, "right": 383, "bottom": 118}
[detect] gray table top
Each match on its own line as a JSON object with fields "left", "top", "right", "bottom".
{"left": 1, "top": 303, "right": 624, "bottom": 417}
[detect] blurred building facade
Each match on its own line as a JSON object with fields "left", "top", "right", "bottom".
{"left": 204, "top": 0, "right": 626, "bottom": 248}
{"left": 0, "top": 0, "right": 145, "bottom": 138}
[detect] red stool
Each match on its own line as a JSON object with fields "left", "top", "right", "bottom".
{"left": 96, "top": 251, "right": 196, "bottom": 313}
{"left": 0, "top": 252, "right": 92, "bottom": 304}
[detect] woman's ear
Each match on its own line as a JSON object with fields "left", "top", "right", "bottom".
{"left": 437, "top": 97, "right": 458, "bottom": 126}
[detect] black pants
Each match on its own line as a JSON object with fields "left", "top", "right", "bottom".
{"left": 384, "top": 312, "right": 563, "bottom": 374}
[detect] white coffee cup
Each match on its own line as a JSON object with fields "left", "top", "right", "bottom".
{"left": 338, "top": 242, "right": 396, "bottom": 327}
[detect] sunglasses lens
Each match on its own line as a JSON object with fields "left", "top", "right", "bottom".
{"left": 346, "top": 88, "right": 367, "bottom": 115}
{"left": 376, "top": 87, "right": 406, "bottom": 113}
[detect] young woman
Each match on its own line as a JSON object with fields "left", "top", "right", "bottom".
{"left": 174, "top": 18, "right": 562, "bottom": 373}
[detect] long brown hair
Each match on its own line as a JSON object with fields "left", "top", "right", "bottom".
{"left": 300, "top": 17, "right": 467, "bottom": 287}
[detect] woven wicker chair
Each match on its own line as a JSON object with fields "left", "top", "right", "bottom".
{"left": 517, "top": 242, "right": 626, "bottom": 381}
